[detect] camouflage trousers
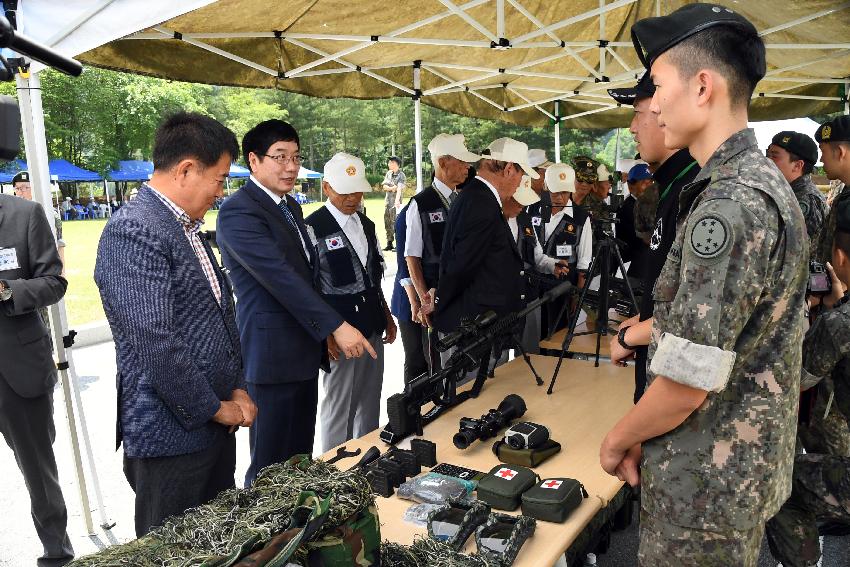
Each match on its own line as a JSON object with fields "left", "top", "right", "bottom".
{"left": 798, "top": 380, "right": 850, "bottom": 457}
{"left": 638, "top": 510, "right": 764, "bottom": 567}
{"left": 384, "top": 203, "right": 397, "bottom": 245}
{"left": 765, "top": 454, "right": 850, "bottom": 567}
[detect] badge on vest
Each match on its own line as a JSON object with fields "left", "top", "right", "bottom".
{"left": 325, "top": 237, "right": 345, "bottom": 251}
{"left": 428, "top": 211, "right": 445, "bottom": 223}
{"left": 524, "top": 227, "right": 534, "bottom": 237}
{"left": 566, "top": 224, "right": 575, "bottom": 233}
{"left": 0, "top": 247, "right": 19, "bottom": 271}
{"left": 556, "top": 244, "right": 573, "bottom": 257}
{"left": 531, "top": 216, "right": 542, "bottom": 226}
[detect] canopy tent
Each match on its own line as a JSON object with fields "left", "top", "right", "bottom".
{"left": 8, "top": 0, "right": 850, "bottom": 540}
{"left": 106, "top": 159, "right": 153, "bottom": 181}
{"left": 0, "top": 158, "right": 101, "bottom": 183}
{"left": 298, "top": 166, "right": 322, "bottom": 179}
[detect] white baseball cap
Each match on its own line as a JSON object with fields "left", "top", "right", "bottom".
{"left": 484, "top": 137, "right": 540, "bottom": 179}
{"left": 545, "top": 163, "right": 576, "bottom": 193}
{"left": 428, "top": 133, "right": 481, "bottom": 163}
{"left": 513, "top": 175, "right": 540, "bottom": 206}
{"left": 323, "top": 153, "right": 372, "bottom": 195}
{"left": 596, "top": 163, "right": 611, "bottom": 181}
{"left": 527, "top": 149, "right": 554, "bottom": 169}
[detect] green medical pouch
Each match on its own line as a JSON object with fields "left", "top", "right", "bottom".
{"left": 520, "top": 477, "right": 588, "bottom": 523}
{"left": 475, "top": 464, "right": 538, "bottom": 511}
{"left": 491, "top": 438, "right": 561, "bottom": 467}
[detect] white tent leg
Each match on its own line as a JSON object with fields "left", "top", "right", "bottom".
{"left": 845, "top": 81, "right": 849, "bottom": 115}
{"left": 554, "top": 100, "right": 561, "bottom": 163}
{"left": 17, "top": 71, "right": 112, "bottom": 534}
{"left": 413, "top": 62, "right": 424, "bottom": 192}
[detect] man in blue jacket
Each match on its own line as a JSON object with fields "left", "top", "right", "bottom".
{"left": 95, "top": 113, "right": 256, "bottom": 536}
{"left": 217, "top": 120, "right": 375, "bottom": 485}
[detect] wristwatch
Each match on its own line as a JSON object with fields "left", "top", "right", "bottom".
{"left": 617, "top": 326, "right": 635, "bottom": 350}
{"left": 0, "top": 281, "right": 11, "bottom": 302}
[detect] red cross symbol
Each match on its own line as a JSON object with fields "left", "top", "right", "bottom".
{"left": 542, "top": 480, "right": 562, "bottom": 489}
{"left": 496, "top": 468, "right": 517, "bottom": 480}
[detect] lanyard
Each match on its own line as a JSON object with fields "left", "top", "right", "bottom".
{"left": 659, "top": 160, "right": 698, "bottom": 202}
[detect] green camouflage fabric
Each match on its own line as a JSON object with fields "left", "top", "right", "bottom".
{"left": 382, "top": 536, "right": 497, "bottom": 567}
{"left": 790, "top": 173, "right": 827, "bottom": 247}
{"left": 634, "top": 181, "right": 660, "bottom": 244}
{"left": 581, "top": 192, "right": 614, "bottom": 222}
{"left": 644, "top": 129, "right": 808, "bottom": 534}
{"left": 426, "top": 499, "right": 491, "bottom": 551}
{"left": 813, "top": 184, "right": 850, "bottom": 264}
{"left": 306, "top": 504, "right": 381, "bottom": 566}
{"left": 639, "top": 509, "right": 765, "bottom": 567}
{"left": 765, "top": 454, "right": 850, "bottom": 567}
{"left": 473, "top": 513, "right": 536, "bottom": 567}
{"left": 796, "top": 292, "right": 850, "bottom": 456}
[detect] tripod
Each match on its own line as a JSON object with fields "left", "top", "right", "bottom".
{"left": 547, "top": 222, "right": 638, "bottom": 394}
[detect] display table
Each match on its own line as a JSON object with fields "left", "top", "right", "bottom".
{"left": 320, "top": 355, "right": 634, "bottom": 566}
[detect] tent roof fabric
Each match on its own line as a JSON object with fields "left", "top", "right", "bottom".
{"left": 72, "top": 0, "right": 850, "bottom": 128}
{"left": 107, "top": 160, "right": 154, "bottom": 181}
{"left": 0, "top": 159, "right": 102, "bottom": 183}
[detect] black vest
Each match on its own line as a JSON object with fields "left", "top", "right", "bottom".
{"left": 411, "top": 185, "right": 449, "bottom": 289}
{"left": 305, "top": 206, "right": 385, "bottom": 337}
{"left": 515, "top": 212, "right": 540, "bottom": 301}
{"left": 532, "top": 205, "right": 588, "bottom": 284}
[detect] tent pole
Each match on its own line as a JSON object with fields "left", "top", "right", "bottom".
{"left": 554, "top": 100, "right": 561, "bottom": 163}
{"left": 17, "top": 70, "right": 113, "bottom": 535}
{"left": 845, "top": 81, "right": 849, "bottom": 115}
{"left": 413, "top": 61, "right": 424, "bottom": 193}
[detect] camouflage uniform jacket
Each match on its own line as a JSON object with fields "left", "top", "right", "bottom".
{"left": 814, "top": 185, "right": 850, "bottom": 265}
{"left": 790, "top": 173, "right": 827, "bottom": 249}
{"left": 644, "top": 128, "right": 808, "bottom": 531}
{"left": 581, "top": 192, "right": 614, "bottom": 221}
{"left": 800, "top": 292, "right": 850, "bottom": 423}
{"left": 634, "top": 181, "right": 660, "bottom": 243}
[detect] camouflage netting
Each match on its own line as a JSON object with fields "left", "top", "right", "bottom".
{"left": 381, "top": 536, "right": 499, "bottom": 567}
{"left": 69, "top": 456, "right": 374, "bottom": 567}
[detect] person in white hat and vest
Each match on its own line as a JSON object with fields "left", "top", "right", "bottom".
{"left": 432, "top": 137, "right": 536, "bottom": 347}
{"left": 503, "top": 175, "right": 570, "bottom": 353}
{"left": 532, "top": 163, "right": 593, "bottom": 334}
{"left": 525, "top": 149, "right": 553, "bottom": 219}
{"left": 408, "top": 134, "right": 480, "bottom": 367}
{"left": 305, "top": 153, "right": 396, "bottom": 452}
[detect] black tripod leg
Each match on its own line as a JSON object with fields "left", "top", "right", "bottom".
{"left": 612, "top": 243, "right": 639, "bottom": 315}
{"left": 512, "top": 332, "right": 544, "bottom": 386}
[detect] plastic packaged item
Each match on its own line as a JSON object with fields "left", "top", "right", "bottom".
{"left": 403, "top": 502, "right": 444, "bottom": 526}
{"left": 397, "top": 472, "right": 475, "bottom": 504}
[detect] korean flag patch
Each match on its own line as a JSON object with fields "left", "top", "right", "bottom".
{"left": 531, "top": 216, "right": 542, "bottom": 226}
{"left": 428, "top": 211, "right": 445, "bottom": 223}
{"left": 326, "top": 237, "right": 345, "bottom": 251}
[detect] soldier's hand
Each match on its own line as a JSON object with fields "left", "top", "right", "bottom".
{"left": 332, "top": 322, "right": 378, "bottom": 359}
{"left": 615, "top": 444, "right": 641, "bottom": 487}
{"left": 609, "top": 338, "right": 635, "bottom": 367}
{"left": 823, "top": 262, "right": 847, "bottom": 309}
{"left": 618, "top": 315, "right": 639, "bottom": 331}
{"left": 599, "top": 433, "right": 628, "bottom": 478}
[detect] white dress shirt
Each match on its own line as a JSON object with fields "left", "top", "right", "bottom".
{"left": 251, "top": 175, "right": 310, "bottom": 258}
{"left": 507, "top": 217, "right": 557, "bottom": 274}
{"left": 404, "top": 178, "right": 454, "bottom": 258}
{"left": 325, "top": 199, "right": 369, "bottom": 266}
{"left": 542, "top": 202, "right": 593, "bottom": 271}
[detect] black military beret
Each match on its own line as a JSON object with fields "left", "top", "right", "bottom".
{"left": 770, "top": 131, "right": 818, "bottom": 165}
{"left": 11, "top": 171, "right": 30, "bottom": 185}
{"left": 815, "top": 116, "right": 850, "bottom": 144}
{"left": 631, "top": 3, "right": 758, "bottom": 69}
{"left": 607, "top": 72, "right": 655, "bottom": 106}
{"left": 835, "top": 195, "right": 850, "bottom": 233}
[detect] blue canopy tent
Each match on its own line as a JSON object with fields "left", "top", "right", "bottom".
{"left": 0, "top": 159, "right": 27, "bottom": 183}
{"left": 106, "top": 160, "right": 153, "bottom": 181}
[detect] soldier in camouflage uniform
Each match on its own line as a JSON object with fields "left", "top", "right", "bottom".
{"left": 600, "top": 6, "right": 807, "bottom": 566}
{"left": 571, "top": 156, "right": 597, "bottom": 208}
{"left": 765, "top": 195, "right": 850, "bottom": 567}
{"left": 633, "top": 180, "right": 659, "bottom": 244}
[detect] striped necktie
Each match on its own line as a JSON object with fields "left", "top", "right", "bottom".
{"left": 277, "top": 198, "right": 299, "bottom": 232}
{"left": 449, "top": 190, "right": 458, "bottom": 207}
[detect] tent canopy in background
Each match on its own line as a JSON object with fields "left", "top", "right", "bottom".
{"left": 106, "top": 160, "right": 153, "bottom": 181}
{"left": 0, "top": 158, "right": 102, "bottom": 183}
{"left": 19, "top": 0, "right": 846, "bottom": 129}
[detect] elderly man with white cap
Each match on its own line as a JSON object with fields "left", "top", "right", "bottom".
{"left": 503, "top": 176, "right": 570, "bottom": 353}
{"left": 305, "top": 153, "right": 396, "bottom": 452}
{"left": 525, "top": 148, "right": 554, "bottom": 227}
{"left": 407, "top": 134, "right": 480, "bottom": 359}
{"left": 532, "top": 163, "right": 593, "bottom": 333}
{"left": 432, "top": 137, "right": 537, "bottom": 337}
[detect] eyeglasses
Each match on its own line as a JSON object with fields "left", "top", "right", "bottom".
{"left": 263, "top": 154, "right": 302, "bottom": 166}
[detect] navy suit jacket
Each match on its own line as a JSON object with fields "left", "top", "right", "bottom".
{"left": 216, "top": 180, "right": 343, "bottom": 384}
{"left": 433, "top": 178, "right": 523, "bottom": 333}
{"left": 390, "top": 203, "right": 413, "bottom": 322}
{"left": 94, "top": 185, "right": 245, "bottom": 459}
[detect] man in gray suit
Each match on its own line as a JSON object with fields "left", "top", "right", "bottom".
{"left": 0, "top": 192, "right": 72, "bottom": 566}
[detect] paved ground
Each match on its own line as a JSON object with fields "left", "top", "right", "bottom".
{"left": 1, "top": 274, "right": 848, "bottom": 565}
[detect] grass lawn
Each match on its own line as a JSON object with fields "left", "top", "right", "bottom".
{"left": 62, "top": 193, "right": 396, "bottom": 326}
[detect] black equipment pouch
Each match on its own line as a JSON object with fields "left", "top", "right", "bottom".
{"left": 492, "top": 439, "right": 561, "bottom": 468}
{"left": 521, "top": 477, "right": 588, "bottom": 523}
{"left": 475, "top": 464, "right": 538, "bottom": 511}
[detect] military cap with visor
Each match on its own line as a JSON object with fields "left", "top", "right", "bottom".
{"left": 572, "top": 156, "right": 598, "bottom": 183}
{"left": 770, "top": 131, "right": 818, "bottom": 166}
{"left": 631, "top": 3, "right": 759, "bottom": 69}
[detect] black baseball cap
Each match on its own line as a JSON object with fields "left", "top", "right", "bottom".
{"left": 631, "top": 3, "right": 758, "bottom": 69}
{"left": 769, "top": 131, "right": 818, "bottom": 166}
{"left": 607, "top": 72, "right": 655, "bottom": 105}
{"left": 816, "top": 116, "right": 850, "bottom": 144}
